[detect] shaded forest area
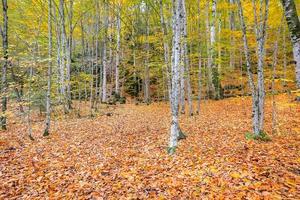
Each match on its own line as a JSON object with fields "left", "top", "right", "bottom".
{"left": 0, "top": 0, "right": 300, "bottom": 199}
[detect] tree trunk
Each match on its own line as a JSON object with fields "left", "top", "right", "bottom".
{"left": 1, "top": 0, "right": 8, "bottom": 130}
{"left": 206, "top": 1, "right": 214, "bottom": 99}
{"left": 255, "top": 0, "right": 269, "bottom": 133}
{"left": 115, "top": 4, "right": 121, "bottom": 96}
{"left": 210, "top": 0, "right": 222, "bottom": 100}
{"left": 102, "top": 1, "right": 108, "bottom": 103}
{"left": 44, "top": 0, "right": 53, "bottom": 136}
{"left": 229, "top": 0, "right": 235, "bottom": 69}
{"left": 66, "top": 0, "right": 73, "bottom": 110}
{"left": 144, "top": 4, "right": 150, "bottom": 104}
{"left": 237, "top": 0, "right": 269, "bottom": 136}
{"left": 169, "top": 0, "right": 183, "bottom": 154}
{"left": 59, "top": 0, "right": 67, "bottom": 112}
{"left": 159, "top": 0, "right": 171, "bottom": 101}
{"left": 281, "top": 0, "right": 300, "bottom": 89}
{"left": 197, "top": 0, "right": 202, "bottom": 115}
{"left": 181, "top": 0, "right": 193, "bottom": 116}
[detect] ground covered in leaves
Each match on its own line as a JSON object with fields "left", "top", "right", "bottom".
{"left": 0, "top": 95, "right": 299, "bottom": 199}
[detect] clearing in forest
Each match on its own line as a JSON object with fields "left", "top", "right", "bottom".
{"left": 0, "top": 95, "right": 299, "bottom": 199}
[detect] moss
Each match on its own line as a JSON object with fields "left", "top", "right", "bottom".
{"left": 245, "top": 131, "right": 271, "bottom": 142}
{"left": 167, "top": 146, "right": 177, "bottom": 155}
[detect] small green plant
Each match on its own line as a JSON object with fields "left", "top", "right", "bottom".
{"left": 245, "top": 131, "right": 271, "bottom": 142}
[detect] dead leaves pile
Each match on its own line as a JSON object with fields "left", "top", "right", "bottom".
{"left": 0, "top": 94, "right": 299, "bottom": 199}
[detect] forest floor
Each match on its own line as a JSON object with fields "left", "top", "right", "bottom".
{"left": 0, "top": 94, "right": 299, "bottom": 199}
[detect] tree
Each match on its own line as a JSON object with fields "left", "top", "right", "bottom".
{"left": 44, "top": 0, "right": 53, "bottom": 136}
{"left": 115, "top": 2, "right": 121, "bottom": 96}
{"left": 281, "top": 0, "right": 300, "bottom": 92}
{"left": 102, "top": 0, "right": 109, "bottom": 103}
{"left": 0, "top": 0, "right": 8, "bottom": 130}
{"left": 237, "top": 0, "right": 269, "bottom": 136}
{"left": 169, "top": 0, "right": 185, "bottom": 154}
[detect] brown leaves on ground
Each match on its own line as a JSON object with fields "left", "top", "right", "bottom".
{"left": 0, "top": 95, "right": 299, "bottom": 199}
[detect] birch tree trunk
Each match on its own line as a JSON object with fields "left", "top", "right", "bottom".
{"left": 271, "top": 22, "right": 283, "bottom": 134}
{"left": 197, "top": 0, "right": 202, "bottom": 115}
{"left": 206, "top": 1, "right": 214, "bottom": 99}
{"left": 66, "top": 0, "right": 73, "bottom": 110}
{"left": 237, "top": 0, "right": 269, "bottom": 136}
{"left": 229, "top": 0, "right": 235, "bottom": 69}
{"left": 59, "top": 0, "right": 67, "bottom": 112}
{"left": 95, "top": 0, "right": 100, "bottom": 108}
{"left": 210, "top": 0, "right": 222, "bottom": 100}
{"left": 169, "top": 0, "right": 184, "bottom": 154}
{"left": 237, "top": 0, "right": 257, "bottom": 134}
{"left": 44, "top": 0, "right": 53, "bottom": 136}
{"left": 180, "top": 42, "right": 185, "bottom": 114}
{"left": 159, "top": 0, "right": 171, "bottom": 101}
{"left": 102, "top": 1, "right": 108, "bottom": 103}
{"left": 182, "top": 0, "right": 193, "bottom": 116}
{"left": 144, "top": 4, "right": 150, "bottom": 104}
{"left": 115, "top": 5, "right": 121, "bottom": 96}
{"left": 255, "top": 0, "right": 269, "bottom": 132}
{"left": 1, "top": 0, "right": 8, "bottom": 130}
{"left": 89, "top": 42, "right": 94, "bottom": 117}
{"left": 281, "top": 0, "right": 300, "bottom": 90}
{"left": 283, "top": 27, "right": 287, "bottom": 87}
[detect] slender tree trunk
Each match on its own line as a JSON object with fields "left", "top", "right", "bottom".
{"left": 102, "top": 1, "right": 108, "bottom": 103}
{"left": 144, "top": 5, "right": 150, "bottom": 104}
{"left": 281, "top": 0, "right": 300, "bottom": 90}
{"left": 27, "top": 64, "right": 33, "bottom": 140}
{"left": 182, "top": 0, "right": 193, "bottom": 116}
{"left": 218, "top": 18, "right": 221, "bottom": 72}
{"left": 197, "top": 0, "right": 202, "bottom": 115}
{"left": 283, "top": 27, "right": 287, "bottom": 87}
{"left": 44, "top": 0, "right": 53, "bottom": 136}
{"left": 1, "top": 0, "right": 8, "bottom": 130}
{"left": 59, "top": 0, "right": 67, "bottom": 112}
{"left": 94, "top": 0, "right": 100, "bottom": 109}
{"left": 237, "top": 0, "right": 257, "bottom": 134}
{"left": 159, "top": 0, "right": 171, "bottom": 101}
{"left": 89, "top": 42, "right": 94, "bottom": 117}
{"left": 206, "top": 1, "right": 214, "bottom": 99}
{"left": 271, "top": 22, "right": 283, "bottom": 134}
{"left": 229, "top": 0, "right": 235, "bottom": 69}
{"left": 210, "top": 0, "right": 222, "bottom": 99}
{"left": 237, "top": 0, "right": 269, "bottom": 136}
{"left": 180, "top": 42, "right": 185, "bottom": 114}
{"left": 66, "top": 0, "right": 73, "bottom": 110}
{"left": 115, "top": 4, "right": 121, "bottom": 95}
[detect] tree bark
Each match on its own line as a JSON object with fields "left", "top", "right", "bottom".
{"left": 169, "top": 0, "right": 183, "bottom": 154}
{"left": 66, "top": 0, "right": 73, "bottom": 110}
{"left": 1, "top": 0, "right": 8, "bottom": 130}
{"left": 237, "top": 0, "right": 269, "bottom": 136}
{"left": 159, "top": 0, "right": 171, "bottom": 101}
{"left": 181, "top": 0, "right": 193, "bottom": 116}
{"left": 281, "top": 0, "right": 300, "bottom": 89}
{"left": 44, "top": 0, "right": 53, "bottom": 136}
{"left": 197, "top": 0, "right": 202, "bottom": 115}
{"left": 229, "top": 0, "right": 235, "bottom": 69}
{"left": 102, "top": 1, "right": 108, "bottom": 103}
{"left": 115, "top": 4, "right": 121, "bottom": 95}
{"left": 144, "top": 4, "right": 150, "bottom": 104}
{"left": 210, "top": 0, "right": 222, "bottom": 100}
{"left": 59, "top": 0, "right": 67, "bottom": 112}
